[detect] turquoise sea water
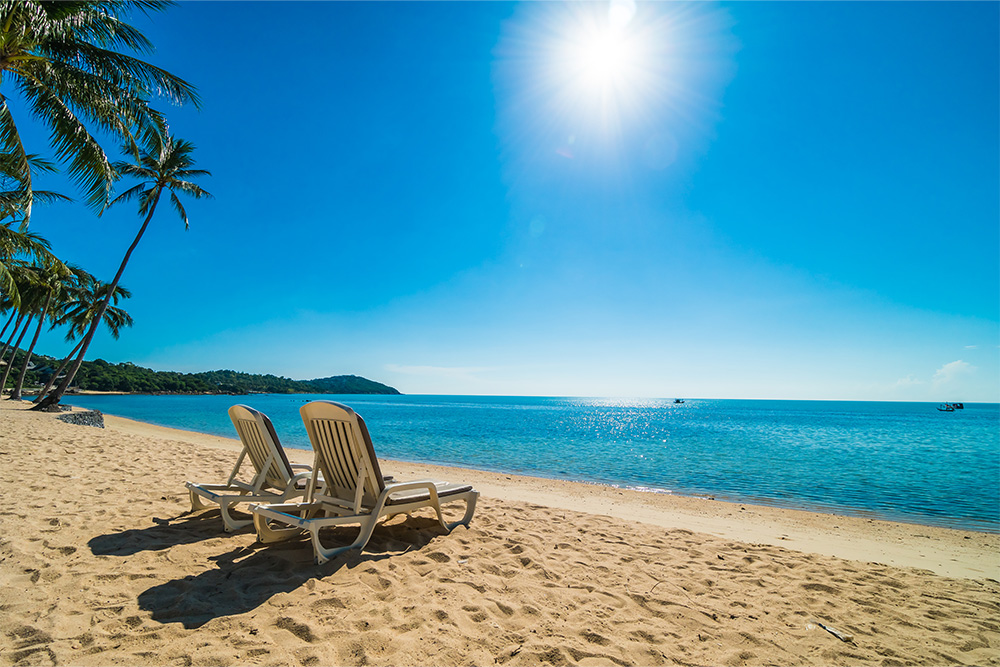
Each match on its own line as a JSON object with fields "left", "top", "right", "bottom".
{"left": 63, "top": 394, "right": 1000, "bottom": 532}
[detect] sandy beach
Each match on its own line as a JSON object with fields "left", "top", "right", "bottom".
{"left": 1, "top": 399, "right": 997, "bottom": 666}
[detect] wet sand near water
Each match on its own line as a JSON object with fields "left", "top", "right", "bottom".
{"left": 1, "top": 400, "right": 997, "bottom": 665}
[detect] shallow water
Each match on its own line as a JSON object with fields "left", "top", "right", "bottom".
{"left": 64, "top": 394, "right": 1000, "bottom": 532}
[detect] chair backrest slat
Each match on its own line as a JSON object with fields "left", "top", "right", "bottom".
{"left": 300, "top": 401, "right": 386, "bottom": 506}
{"left": 332, "top": 421, "right": 356, "bottom": 486}
{"left": 228, "top": 405, "right": 294, "bottom": 489}
{"left": 317, "top": 418, "right": 350, "bottom": 490}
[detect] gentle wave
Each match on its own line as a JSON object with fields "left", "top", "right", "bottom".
{"left": 63, "top": 394, "right": 1000, "bottom": 532}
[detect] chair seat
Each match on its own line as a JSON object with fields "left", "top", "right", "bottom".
{"left": 291, "top": 474, "right": 389, "bottom": 490}
{"left": 250, "top": 401, "right": 479, "bottom": 563}
{"left": 187, "top": 404, "right": 317, "bottom": 533}
{"left": 386, "top": 482, "right": 474, "bottom": 505}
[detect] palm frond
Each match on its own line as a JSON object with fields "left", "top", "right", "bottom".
{"left": 107, "top": 182, "right": 148, "bottom": 207}
{"left": 169, "top": 189, "right": 187, "bottom": 228}
{"left": 15, "top": 73, "right": 115, "bottom": 210}
{"left": 170, "top": 179, "right": 212, "bottom": 199}
{"left": 0, "top": 0, "right": 199, "bottom": 214}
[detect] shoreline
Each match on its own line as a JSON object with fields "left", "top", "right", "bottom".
{"left": 54, "top": 389, "right": 1000, "bottom": 403}
{"left": 74, "top": 403, "right": 999, "bottom": 580}
{"left": 371, "top": 457, "right": 998, "bottom": 535}
{"left": 59, "top": 395, "right": 1000, "bottom": 537}
{"left": 2, "top": 398, "right": 999, "bottom": 666}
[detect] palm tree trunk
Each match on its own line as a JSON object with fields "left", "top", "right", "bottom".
{"left": 9, "top": 292, "right": 51, "bottom": 400}
{"left": 0, "top": 315, "right": 32, "bottom": 395}
{"left": 34, "top": 190, "right": 161, "bottom": 410}
{"left": 0, "top": 310, "right": 15, "bottom": 341}
{"left": 0, "top": 312, "right": 26, "bottom": 366}
{"left": 33, "top": 338, "right": 85, "bottom": 403}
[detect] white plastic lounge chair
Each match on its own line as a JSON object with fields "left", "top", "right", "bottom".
{"left": 249, "top": 400, "right": 479, "bottom": 564}
{"left": 185, "top": 404, "right": 317, "bottom": 533}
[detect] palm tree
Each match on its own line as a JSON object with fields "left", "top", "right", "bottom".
{"left": 0, "top": 220, "right": 53, "bottom": 306}
{"left": 0, "top": 153, "right": 67, "bottom": 305}
{"left": 34, "top": 131, "right": 210, "bottom": 409}
{"left": 7, "top": 257, "right": 75, "bottom": 399}
{"left": 33, "top": 273, "right": 132, "bottom": 402}
{"left": 0, "top": 260, "right": 39, "bottom": 392}
{"left": 0, "top": 0, "right": 199, "bottom": 214}
{"left": 0, "top": 151, "right": 66, "bottom": 219}
{"left": 0, "top": 288, "right": 15, "bottom": 339}
{"left": 0, "top": 263, "right": 25, "bottom": 358}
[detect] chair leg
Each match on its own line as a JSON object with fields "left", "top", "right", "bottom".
{"left": 189, "top": 488, "right": 209, "bottom": 511}
{"left": 218, "top": 500, "right": 253, "bottom": 533}
{"left": 253, "top": 511, "right": 302, "bottom": 544}
{"left": 442, "top": 491, "right": 479, "bottom": 531}
{"left": 310, "top": 517, "right": 379, "bottom": 565}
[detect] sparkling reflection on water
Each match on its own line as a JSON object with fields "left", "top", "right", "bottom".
{"left": 65, "top": 394, "right": 1000, "bottom": 532}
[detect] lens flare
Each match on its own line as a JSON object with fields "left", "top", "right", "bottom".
{"left": 558, "top": 11, "right": 649, "bottom": 104}
{"left": 574, "top": 29, "right": 638, "bottom": 90}
{"left": 492, "top": 1, "right": 738, "bottom": 173}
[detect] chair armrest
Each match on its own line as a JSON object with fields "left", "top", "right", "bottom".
{"left": 290, "top": 464, "right": 312, "bottom": 471}
{"left": 289, "top": 470, "right": 320, "bottom": 489}
{"left": 382, "top": 479, "right": 440, "bottom": 494}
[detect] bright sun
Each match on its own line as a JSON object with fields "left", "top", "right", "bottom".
{"left": 577, "top": 30, "right": 637, "bottom": 90}
{"left": 556, "top": 2, "right": 649, "bottom": 108}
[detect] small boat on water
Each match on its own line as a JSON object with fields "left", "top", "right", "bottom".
{"left": 673, "top": 399, "right": 685, "bottom": 404}
{"left": 937, "top": 402, "right": 964, "bottom": 412}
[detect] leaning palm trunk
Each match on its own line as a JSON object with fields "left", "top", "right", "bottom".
{"left": 0, "top": 315, "right": 32, "bottom": 394}
{"left": 33, "top": 338, "right": 84, "bottom": 403}
{"left": 0, "top": 312, "right": 26, "bottom": 366}
{"left": 9, "top": 291, "right": 51, "bottom": 400}
{"left": 34, "top": 132, "right": 210, "bottom": 410}
{"left": 0, "top": 311, "right": 16, "bottom": 341}
{"left": 34, "top": 201, "right": 158, "bottom": 410}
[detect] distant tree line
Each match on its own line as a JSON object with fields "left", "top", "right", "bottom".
{"left": 3, "top": 350, "right": 400, "bottom": 395}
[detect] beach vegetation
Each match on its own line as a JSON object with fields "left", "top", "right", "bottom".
{"left": 72, "top": 358, "right": 213, "bottom": 393}
{"left": 0, "top": 0, "right": 199, "bottom": 215}
{"left": 5, "top": 350, "right": 401, "bottom": 395}
{"left": 32, "top": 272, "right": 133, "bottom": 402}
{"left": 0, "top": 258, "right": 40, "bottom": 385}
{"left": 0, "top": 150, "right": 71, "bottom": 310}
{"left": 0, "top": 199, "right": 62, "bottom": 308}
{"left": 34, "top": 129, "right": 211, "bottom": 410}
{"left": 5, "top": 256, "right": 79, "bottom": 399}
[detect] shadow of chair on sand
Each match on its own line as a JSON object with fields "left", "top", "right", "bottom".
{"left": 136, "top": 514, "right": 461, "bottom": 628}
{"left": 88, "top": 508, "right": 262, "bottom": 557}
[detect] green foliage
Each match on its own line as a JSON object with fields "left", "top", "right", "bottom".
{"left": 72, "top": 359, "right": 214, "bottom": 393}
{"left": 0, "top": 0, "right": 200, "bottom": 212}
{"left": 191, "top": 369, "right": 313, "bottom": 395}
{"left": 308, "top": 375, "right": 400, "bottom": 395}
{"left": 5, "top": 350, "right": 401, "bottom": 395}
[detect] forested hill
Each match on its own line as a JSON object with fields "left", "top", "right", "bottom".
{"left": 10, "top": 350, "right": 401, "bottom": 395}
{"left": 307, "top": 375, "right": 399, "bottom": 394}
{"left": 191, "top": 370, "right": 400, "bottom": 395}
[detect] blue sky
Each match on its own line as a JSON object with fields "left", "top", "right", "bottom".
{"left": 23, "top": 1, "right": 1000, "bottom": 401}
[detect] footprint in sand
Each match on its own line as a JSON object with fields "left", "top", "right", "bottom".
{"left": 6, "top": 625, "right": 55, "bottom": 665}
{"left": 802, "top": 583, "right": 839, "bottom": 595}
{"left": 425, "top": 551, "right": 451, "bottom": 563}
{"left": 582, "top": 631, "right": 610, "bottom": 646}
{"left": 275, "top": 617, "right": 317, "bottom": 643}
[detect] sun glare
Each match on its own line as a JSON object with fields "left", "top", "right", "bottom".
{"left": 494, "top": 0, "right": 736, "bottom": 161}
{"left": 576, "top": 29, "right": 637, "bottom": 90}
{"left": 549, "top": 1, "right": 655, "bottom": 124}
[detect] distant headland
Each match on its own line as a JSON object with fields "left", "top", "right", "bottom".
{"left": 10, "top": 351, "right": 401, "bottom": 396}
